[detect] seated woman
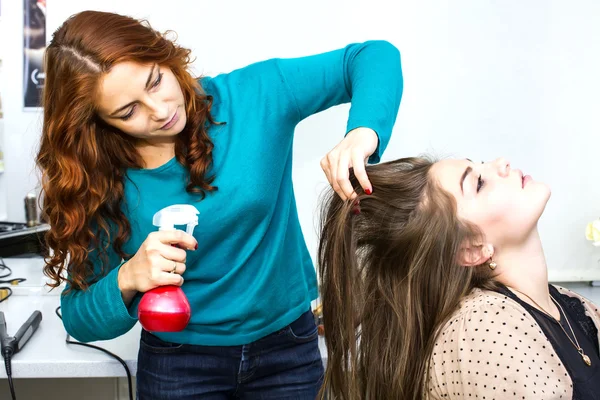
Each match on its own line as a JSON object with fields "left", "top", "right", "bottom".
{"left": 317, "top": 156, "right": 600, "bottom": 400}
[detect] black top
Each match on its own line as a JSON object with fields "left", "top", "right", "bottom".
{"left": 498, "top": 284, "right": 600, "bottom": 400}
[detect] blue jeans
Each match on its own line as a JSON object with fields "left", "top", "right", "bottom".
{"left": 136, "top": 309, "right": 324, "bottom": 399}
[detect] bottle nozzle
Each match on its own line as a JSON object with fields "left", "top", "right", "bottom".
{"left": 152, "top": 204, "right": 200, "bottom": 233}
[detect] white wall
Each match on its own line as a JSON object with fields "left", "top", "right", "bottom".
{"left": 1, "top": 0, "right": 600, "bottom": 282}
{"left": 1, "top": 0, "right": 45, "bottom": 222}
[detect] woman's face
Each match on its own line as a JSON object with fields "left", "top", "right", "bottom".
{"left": 431, "top": 157, "right": 551, "bottom": 250}
{"left": 95, "top": 61, "right": 186, "bottom": 142}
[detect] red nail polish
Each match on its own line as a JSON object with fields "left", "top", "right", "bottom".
{"left": 353, "top": 207, "right": 361, "bottom": 215}
{"left": 365, "top": 188, "right": 372, "bottom": 195}
{"left": 194, "top": 243, "right": 198, "bottom": 250}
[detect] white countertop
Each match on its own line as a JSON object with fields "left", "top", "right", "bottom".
{"left": 0, "top": 257, "right": 142, "bottom": 378}
{"left": 0, "top": 256, "right": 598, "bottom": 379}
{"left": 0, "top": 256, "right": 327, "bottom": 379}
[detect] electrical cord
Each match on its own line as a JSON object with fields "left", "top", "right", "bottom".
{"left": 0, "top": 280, "right": 27, "bottom": 305}
{"left": 0, "top": 257, "right": 30, "bottom": 399}
{"left": 54, "top": 306, "right": 133, "bottom": 400}
{"left": 0, "top": 257, "right": 12, "bottom": 279}
{"left": 0, "top": 279, "right": 26, "bottom": 285}
{"left": 0, "top": 287, "right": 13, "bottom": 304}
{"left": 0, "top": 258, "right": 26, "bottom": 304}
{"left": 3, "top": 344, "right": 16, "bottom": 399}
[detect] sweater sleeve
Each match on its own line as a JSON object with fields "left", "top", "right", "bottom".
{"left": 276, "top": 40, "right": 403, "bottom": 163}
{"left": 427, "top": 299, "right": 572, "bottom": 399}
{"left": 59, "top": 240, "right": 139, "bottom": 343}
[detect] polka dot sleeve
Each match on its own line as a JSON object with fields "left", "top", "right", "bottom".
{"left": 427, "top": 289, "right": 572, "bottom": 400}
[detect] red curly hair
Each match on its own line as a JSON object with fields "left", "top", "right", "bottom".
{"left": 37, "top": 11, "right": 217, "bottom": 291}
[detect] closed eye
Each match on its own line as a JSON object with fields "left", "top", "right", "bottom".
{"left": 477, "top": 175, "right": 484, "bottom": 192}
{"left": 119, "top": 71, "right": 162, "bottom": 121}
{"left": 151, "top": 72, "right": 163, "bottom": 89}
{"left": 120, "top": 105, "right": 136, "bottom": 121}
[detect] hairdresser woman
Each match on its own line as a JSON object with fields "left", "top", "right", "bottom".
{"left": 37, "top": 10, "right": 403, "bottom": 399}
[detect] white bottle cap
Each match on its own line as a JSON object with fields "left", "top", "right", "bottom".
{"left": 152, "top": 204, "right": 200, "bottom": 235}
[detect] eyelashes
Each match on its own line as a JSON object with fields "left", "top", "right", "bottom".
{"left": 120, "top": 71, "right": 163, "bottom": 121}
{"left": 120, "top": 105, "right": 135, "bottom": 121}
{"left": 477, "top": 175, "right": 484, "bottom": 192}
{"left": 476, "top": 161, "right": 485, "bottom": 192}
{"left": 151, "top": 72, "right": 163, "bottom": 89}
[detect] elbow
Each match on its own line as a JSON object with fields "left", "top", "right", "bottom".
{"left": 59, "top": 291, "right": 104, "bottom": 343}
{"left": 59, "top": 298, "right": 91, "bottom": 342}
{"left": 365, "top": 40, "right": 403, "bottom": 101}
{"left": 376, "top": 40, "right": 403, "bottom": 96}
{"left": 62, "top": 322, "right": 89, "bottom": 343}
{"left": 60, "top": 306, "right": 120, "bottom": 343}
{"left": 60, "top": 292, "right": 89, "bottom": 342}
{"left": 365, "top": 40, "right": 402, "bottom": 82}
{"left": 60, "top": 293, "right": 134, "bottom": 342}
{"left": 368, "top": 40, "right": 401, "bottom": 59}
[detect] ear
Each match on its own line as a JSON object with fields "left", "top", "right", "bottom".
{"left": 458, "top": 243, "right": 494, "bottom": 267}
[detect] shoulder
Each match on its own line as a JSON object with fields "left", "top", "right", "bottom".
{"left": 554, "top": 284, "right": 600, "bottom": 309}
{"left": 443, "top": 287, "right": 527, "bottom": 325}
{"left": 199, "top": 59, "right": 290, "bottom": 110}
{"left": 428, "top": 288, "right": 571, "bottom": 399}
{"left": 202, "top": 59, "right": 282, "bottom": 89}
{"left": 433, "top": 288, "right": 538, "bottom": 351}
{"left": 554, "top": 284, "right": 600, "bottom": 326}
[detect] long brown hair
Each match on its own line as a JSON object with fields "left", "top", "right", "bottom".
{"left": 37, "top": 11, "right": 218, "bottom": 291}
{"left": 317, "top": 157, "right": 499, "bottom": 399}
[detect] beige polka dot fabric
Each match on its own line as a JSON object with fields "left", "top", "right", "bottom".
{"left": 427, "top": 286, "right": 600, "bottom": 399}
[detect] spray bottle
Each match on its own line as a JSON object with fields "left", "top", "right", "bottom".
{"left": 137, "top": 204, "right": 199, "bottom": 332}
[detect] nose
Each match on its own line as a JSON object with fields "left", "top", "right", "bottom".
{"left": 492, "top": 157, "right": 511, "bottom": 177}
{"left": 147, "top": 98, "right": 169, "bottom": 122}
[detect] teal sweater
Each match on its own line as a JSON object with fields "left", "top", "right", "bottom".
{"left": 60, "top": 41, "right": 403, "bottom": 346}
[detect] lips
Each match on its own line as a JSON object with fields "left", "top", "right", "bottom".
{"left": 519, "top": 170, "right": 533, "bottom": 188}
{"left": 161, "top": 109, "right": 179, "bottom": 130}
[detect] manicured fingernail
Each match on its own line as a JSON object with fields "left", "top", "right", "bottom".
{"left": 194, "top": 243, "right": 198, "bottom": 250}
{"left": 352, "top": 207, "right": 361, "bottom": 215}
{"left": 365, "top": 188, "right": 372, "bottom": 195}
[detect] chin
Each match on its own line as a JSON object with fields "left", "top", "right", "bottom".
{"left": 539, "top": 182, "right": 552, "bottom": 202}
{"left": 174, "top": 113, "right": 187, "bottom": 134}
{"left": 532, "top": 187, "right": 551, "bottom": 221}
{"left": 166, "top": 116, "right": 186, "bottom": 136}
{"left": 528, "top": 180, "right": 551, "bottom": 198}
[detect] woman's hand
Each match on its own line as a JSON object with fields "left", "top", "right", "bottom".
{"left": 117, "top": 230, "right": 197, "bottom": 304}
{"left": 320, "top": 127, "right": 379, "bottom": 200}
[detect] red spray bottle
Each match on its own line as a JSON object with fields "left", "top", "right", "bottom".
{"left": 137, "top": 205, "right": 199, "bottom": 332}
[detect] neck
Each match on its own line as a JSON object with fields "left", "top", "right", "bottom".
{"left": 136, "top": 137, "right": 176, "bottom": 169}
{"left": 494, "top": 228, "right": 555, "bottom": 314}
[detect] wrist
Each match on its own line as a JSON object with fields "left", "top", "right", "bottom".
{"left": 348, "top": 127, "right": 378, "bottom": 153}
{"left": 117, "top": 261, "right": 134, "bottom": 293}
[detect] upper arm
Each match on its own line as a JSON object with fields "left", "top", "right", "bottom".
{"left": 276, "top": 41, "right": 402, "bottom": 124}
{"left": 216, "top": 41, "right": 402, "bottom": 162}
